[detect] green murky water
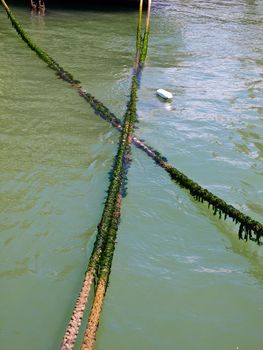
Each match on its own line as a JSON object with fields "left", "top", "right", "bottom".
{"left": 0, "top": 1, "right": 263, "bottom": 349}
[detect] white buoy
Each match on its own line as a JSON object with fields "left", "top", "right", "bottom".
{"left": 156, "top": 89, "right": 173, "bottom": 100}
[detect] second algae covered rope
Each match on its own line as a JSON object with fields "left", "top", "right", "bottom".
{"left": 1, "top": 0, "right": 262, "bottom": 245}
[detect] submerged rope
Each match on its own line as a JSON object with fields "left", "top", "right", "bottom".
{"left": 1, "top": 0, "right": 262, "bottom": 246}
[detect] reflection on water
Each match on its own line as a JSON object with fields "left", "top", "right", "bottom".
{"left": 0, "top": 1, "right": 263, "bottom": 349}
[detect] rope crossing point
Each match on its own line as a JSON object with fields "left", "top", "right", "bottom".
{"left": 2, "top": 0, "right": 262, "bottom": 246}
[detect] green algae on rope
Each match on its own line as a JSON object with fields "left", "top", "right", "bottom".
{"left": 60, "top": 5, "right": 142, "bottom": 350}
{"left": 80, "top": 74, "right": 139, "bottom": 350}
{"left": 127, "top": 137, "right": 262, "bottom": 244}
{"left": 2, "top": 0, "right": 262, "bottom": 244}
{"left": 80, "top": 199, "right": 121, "bottom": 350}
{"left": 80, "top": 7, "right": 143, "bottom": 349}
{"left": 166, "top": 164, "right": 262, "bottom": 244}
{"left": 60, "top": 78, "right": 138, "bottom": 350}
{"left": 0, "top": 0, "right": 79, "bottom": 85}
{"left": 136, "top": 0, "right": 144, "bottom": 59}
{"left": 77, "top": 94, "right": 263, "bottom": 245}
{"left": 139, "top": 0, "right": 151, "bottom": 64}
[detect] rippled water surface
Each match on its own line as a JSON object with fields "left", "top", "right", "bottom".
{"left": 1, "top": 1, "right": 263, "bottom": 349}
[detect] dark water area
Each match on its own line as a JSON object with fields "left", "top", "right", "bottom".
{"left": 9, "top": 0, "right": 143, "bottom": 11}
{"left": 1, "top": 0, "right": 263, "bottom": 349}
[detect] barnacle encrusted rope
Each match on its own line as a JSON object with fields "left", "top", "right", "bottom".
{"left": 1, "top": 0, "right": 262, "bottom": 244}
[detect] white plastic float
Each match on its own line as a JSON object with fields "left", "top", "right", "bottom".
{"left": 156, "top": 89, "right": 173, "bottom": 100}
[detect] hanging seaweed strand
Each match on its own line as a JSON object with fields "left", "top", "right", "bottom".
{"left": 148, "top": 155, "right": 262, "bottom": 244}
{"left": 1, "top": 1, "right": 262, "bottom": 244}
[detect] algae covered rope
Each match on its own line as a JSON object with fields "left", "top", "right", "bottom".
{"left": 140, "top": 0, "right": 151, "bottom": 64}
{"left": 0, "top": 0, "right": 79, "bottom": 85}
{"left": 78, "top": 49, "right": 263, "bottom": 245}
{"left": 136, "top": 0, "right": 144, "bottom": 64}
{"left": 74, "top": 99, "right": 263, "bottom": 244}
{"left": 60, "top": 81, "right": 137, "bottom": 350}
{"left": 80, "top": 7, "right": 145, "bottom": 350}
{"left": 144, "top": 154, "right": 263, "bottom": 244}
{"left": 61, "top": 78, "right": 138, "bottom": 350}
{"left": 81, "top": 76, "right": 138, "bottom": 350}
{"left": 60, "top": 5, "right": 144, "bottom": 350}
{"left": 0, "top": 0, "right": 121, "bottom": 129}
{"left": 68, "top": 0, "right": 263, "bottom": 246}
{"left": 2, "top": 1, "right": 262, "bottom": 243}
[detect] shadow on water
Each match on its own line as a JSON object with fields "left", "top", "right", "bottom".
{"left": 192, "top": 198, "right": 263, "bottom": 287}
{"left": 223, "top": 223, "right": 263, "bottom": 288}
{"left": 227, "top": 238, "right": 263, "bottom": 288}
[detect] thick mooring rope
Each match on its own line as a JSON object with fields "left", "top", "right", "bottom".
{"left": 140, "top": 0, "right": 151, "bottom": 64}
{"left": 60, "top": 77, "right": 138, "bottom": 350}
{"left": 81, "top": 75, "right": 138, "bottom": 350}
{"left": 1, "top": 0, "right": 262, "bottom": 246}
{"left": 81, "top": 0, "right": 150, "bottom": 350}
{"left": 136, "top": 0, "right": 143, "bottom": 63}
{"left": 60, "top": 3, "right": 144, "bottom": 349}
{"left": 0, "top": 0, "right": 79, "bottom": 84}
{"left": 80, "top": 4, "right": 146, "bottom": 349}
